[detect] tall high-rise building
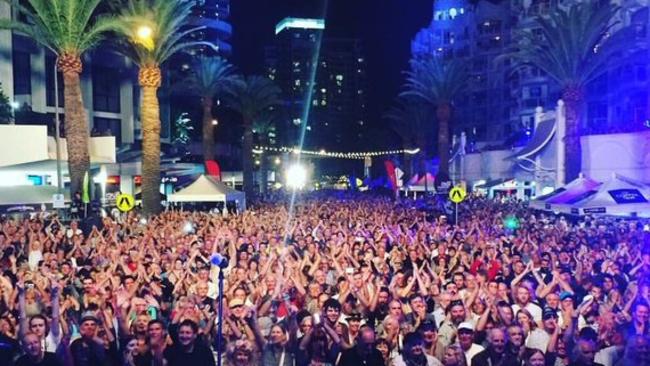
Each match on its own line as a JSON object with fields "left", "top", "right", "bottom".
{"left": 187, "top": 0, "right": 232, "bottom": 57}
{"left": 411, "top": 0, "right": 516, "bottom": 142}
{"left": 411, "top": 1, "right": 649, "bottom": 144}
{"left": 265, "top": 17, "right": 367, "bottom": 151}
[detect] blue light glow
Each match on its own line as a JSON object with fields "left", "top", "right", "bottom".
{"left": 275, "top": 17, "right": 325, "bottom": 35}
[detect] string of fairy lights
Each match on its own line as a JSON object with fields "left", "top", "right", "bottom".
{"left": 252, "top": 146, "right": 421, "bottom": 160}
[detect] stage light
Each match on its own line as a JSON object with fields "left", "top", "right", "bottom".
{"left": 286, "top": 164, "right": 308, "bottom": 189}
{"left": 504, "top": 216, "right": 520, "bottom": 230}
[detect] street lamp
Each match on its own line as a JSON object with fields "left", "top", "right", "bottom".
{"left": 135, "top": 25, "right": 154, "bottom": 50}
{"left": 136, "top": 25, "right": 153, "bottom": 40}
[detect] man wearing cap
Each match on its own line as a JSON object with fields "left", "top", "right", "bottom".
{"left": 345, "top": 312, "right": 362, "bottom": 345}
{"left": 69, "top": 313, "right": 110, "bottom": 366}
{"left": 438, "top": 299, "right": 469, "bottom": 348}
{"left": 528, "top": 307, "right": 557, "bottom": 352}
{"left": 418, "top": 320, "right": 444, "bottom": 361}
{"left": 456, "top": 322, "right": 484, "bottom": 365}
{"left": 394, "top": 332, "right": 442, "bottom": 366}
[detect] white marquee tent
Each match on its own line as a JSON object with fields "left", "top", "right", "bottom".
{"left": 569, "top": 174, "right": 650, "bottom": 217}
{"left": 530, "top": 174, "right": 601, "bottom": 213}
{"left": 168, "top": 175, "right": 246, "bottom": 210}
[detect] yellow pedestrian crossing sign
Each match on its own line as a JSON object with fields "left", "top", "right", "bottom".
{"left": 449, "top": 186, "right": 467, "bottom": 204}
{"left": 116, "top": 193, "right": 135, "bottom": 212}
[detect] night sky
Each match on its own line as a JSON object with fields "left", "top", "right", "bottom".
{"left": 230, "top": 0, "right": 432, "bottom": 148}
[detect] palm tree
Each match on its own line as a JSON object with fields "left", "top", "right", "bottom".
{"left": 178, "top": 56, "right": 238, "bottom": 163}
{"left": 384, "top": 97, "right": 435, "bottom": 179}
{"left": 0, "top": 0, "right": 116, "bottom": 196}
{"left": 224, "top": 76, "right": 281, "bottom": 200}
{"left": 503, "top": 2, "right": 630, "bottom": 181}
{"left": 111, "top": 0, "right": 211, "bottom": 215}
{"left": 252, "top": 111, "right": 277, "bottom": 196}
{"left": 401, "top": 57, "right": 467, "bottom": 184}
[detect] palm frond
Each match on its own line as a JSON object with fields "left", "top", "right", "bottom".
{"left": 0, "top": 0, "right": 112, "bottom": 56}
{"left": 111, "top": 0, "right": 199, "bottom": 66}
{"left": 176, "top": 56, "right": 239, "bottom": 98}
{"left": 224, "top": 76, "right": 282, "bottom": 125}
{"left": 502, "top": 2, "right": 630, "bottom": 91}
{"left": 400, "top": 57, "right": 467, "bottom": 105}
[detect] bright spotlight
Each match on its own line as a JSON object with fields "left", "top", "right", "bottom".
{"left": 136, "top": 25, "right": 153, "bottom": 40}
{"left": 285, "top": 164, "right": 308, "bottom": 189}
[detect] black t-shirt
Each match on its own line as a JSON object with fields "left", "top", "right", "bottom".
{"left": 16, "top": 353, "right": 63, "bottom": 366}
{"left": 163, "top": 343, "right": 216, "bottom": 366}
{"left": 337, "top": 346, "right": 385, "bottom": 366}
{"left": 0, "top": 333, "right": 19, "bottom": 366}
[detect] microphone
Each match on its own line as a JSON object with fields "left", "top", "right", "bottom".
{"left": 210, "top": 253, "right": 229, "bottom": 268}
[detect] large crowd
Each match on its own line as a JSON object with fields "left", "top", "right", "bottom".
{"left": 0, "top": 195, "right": 649, "bottom": 366}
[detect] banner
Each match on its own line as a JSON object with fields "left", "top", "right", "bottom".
{"left": 384, "top": 160, "right": 397, "bottom": 192}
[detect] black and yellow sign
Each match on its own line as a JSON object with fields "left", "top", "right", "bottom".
{"left": 116, "top": 193, "right": 135, "bottom": 212}
{"left": 449, "top": 186, "right": 467, "bottom": 204}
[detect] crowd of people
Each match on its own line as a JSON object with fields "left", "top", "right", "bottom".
{"left": 0, "top": 194, "right": 649, "bottom": 366}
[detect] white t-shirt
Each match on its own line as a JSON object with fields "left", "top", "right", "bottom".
{"left": 526, "top": 329, "right": 550, "bottom": 352}
{"left": 512, "top": 302, "right": 543, "bottom": 323}
{"left": 42, "top": 330, "right": 61, "bottom": 353}
{"left": 463, "top": 343, "right": 485, "bottom": 365}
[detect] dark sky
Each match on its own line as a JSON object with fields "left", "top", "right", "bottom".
{"left": 230, "top": 0, "right": 432, "bottom": 146}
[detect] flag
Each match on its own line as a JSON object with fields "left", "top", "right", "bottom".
{"left": 384, "top": 160, "right": 397, "bottom": 192}
{"left": 82, "top": 171, "right": 90, "bottom": 204}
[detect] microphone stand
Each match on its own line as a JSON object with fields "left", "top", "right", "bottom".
{"left": 217, "top": 268, "right": 225, "bottom": 366}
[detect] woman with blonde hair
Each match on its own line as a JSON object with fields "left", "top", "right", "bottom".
{"left": 443, "top": 344, "right": 467, "bottom": 366}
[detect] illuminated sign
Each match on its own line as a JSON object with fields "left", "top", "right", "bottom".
{"left": 275, "top": 17, "right": 325, "bottom": 35}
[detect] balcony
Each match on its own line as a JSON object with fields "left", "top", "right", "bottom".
{"left": 0, "top": 125, "right": 115, "bottom": 169}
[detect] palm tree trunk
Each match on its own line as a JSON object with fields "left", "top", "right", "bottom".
{"left": 259, "top": 137, "right": 268, "bottom": 197}
{"left": 562, "top": 87, "right": 583, "bottom": 182}
{"left": 436, "top": 102, "right": 451, "bottom": 184}
{"left": 59, "top": 57, "right": 90, "bottom": 197}
{"left": 242, "top": 121, "right": 255, "bottom": 200}
{"left": 201, "top": 97, "right": 215, "bottom": 162}
{"left": 139, "top": 67, "right": 162, "bottom": 215}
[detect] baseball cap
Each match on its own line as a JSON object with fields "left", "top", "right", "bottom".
{"left": 559, "top": 291, "right": 573, "bottom": 301}
{"left": 229, "top": 298, "right": 245, "bottom": 308}
{"left": 542, "top": 307, "right": 558, "bottom": 320}
{"left": 458, "top": 322, "right": 474, "bottom": 332}
{"left": 345, "top": 312, "right": 362, "bottom": 321}
{"left": 80, "top": 311, "right": 98, "bottom": 324}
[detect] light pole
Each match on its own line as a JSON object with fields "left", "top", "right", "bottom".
{"left": 53, "top": 59, "right": 63, "bottom": 195}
